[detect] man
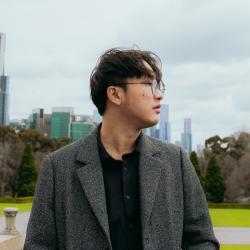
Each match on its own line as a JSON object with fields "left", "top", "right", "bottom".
{"left": 24, "top": 48, "right": 219, "bottom": 249}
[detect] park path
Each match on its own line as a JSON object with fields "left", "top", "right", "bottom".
{"left": 1, "top": 212, "right": 250, "bottom": 245}
{"left": 214, "top": 227, "right": 250, "bottom": 244}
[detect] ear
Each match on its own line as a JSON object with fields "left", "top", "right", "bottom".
{"left": 106, "top": 86, "right": 123, "bottom": 106}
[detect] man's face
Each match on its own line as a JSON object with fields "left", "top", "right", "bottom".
{"left": 120, "top": 73, "right": 164, "bottom": 129}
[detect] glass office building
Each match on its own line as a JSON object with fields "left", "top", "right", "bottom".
{"left": 51, "top": 112, "right": 71, "bottom": 139}
{"left": 51, "top": 107, "right": 74, "bottom": 139}
{"left": 70, "top": 122, "right": 94, "bottom": 142}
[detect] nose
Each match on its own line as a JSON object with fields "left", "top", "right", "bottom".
{"left": 154, "top": 90, "right": 164, "bottom": 100}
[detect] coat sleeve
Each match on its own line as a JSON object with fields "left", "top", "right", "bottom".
{"left": 24, "top": 155, "right": 57, "bottom": 250}
{"left": 180, "top": 148, "right": 220, "bottom": 250}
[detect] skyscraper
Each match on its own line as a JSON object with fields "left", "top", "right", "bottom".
{"left": 181, "top": 118, "right": 192, "bottom": 153}
{"left": 0, "top": 33, "right": 9, "bottom": 125}
{"left": 159, "top": 104, "right": 171, "bottom": 142}
{"left": 0, "top": 33, "right": 6, "bottom": 76}
{"left": 0, "top": 76, "right": 9, "bottom": 125}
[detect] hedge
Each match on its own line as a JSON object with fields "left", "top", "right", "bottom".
{"left": 208, "top": 203, "right": 250, "bottom": 209}
{"left": 0, "top": 197, "right": 33, "bottom": 203}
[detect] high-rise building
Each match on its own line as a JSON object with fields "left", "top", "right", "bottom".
{"left": 149, "top": 125, "right": 157, "bottom": 138}
{"left": 51, "top": 107, "right": 74, "bottom": 139}
{"left": 70, "top": 122, "right": 95, "bottom": 142}
{"left": 184, "top": 118, "right": 191, "bottom": 134}
{"left": 0, "top": 33, "right": 9, "bottom": 125}
{"left": 159, "top": 104, "right": 171, "bottom": 142}
{"left": 0, "top": 33, "right": 6, "bottom": 76}
{"left": 0, "top": 76, "right": 9, "bottom": 125}
{"left": 29, "top": 108, "right": 51, "bottom": 136}
{"left": 181, "top": 118, "right": 192, "bottom": 153}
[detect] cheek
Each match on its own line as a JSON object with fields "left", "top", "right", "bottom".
{"left": 127, "top": 91, "right": 152, "bottom": 107}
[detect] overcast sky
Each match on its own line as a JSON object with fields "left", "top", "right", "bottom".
{"left": 0, "top": 0, "right": 249, "bottom": 149}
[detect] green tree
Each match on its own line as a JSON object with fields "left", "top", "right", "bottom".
{"left": 204, "top": 155, "right": 226, "bottom": 203}
{"left": 0, "top": 126, "right": 24, "bottom": 197}
{"left": 16, "top": 143, "right": 38, "bottom": 197}
{"left": 190, "top": 151, "right": 204, "bottom": 188}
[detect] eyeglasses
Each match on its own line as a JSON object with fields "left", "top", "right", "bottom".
{"left": 119, "top": 79, "right": 166, "bottom": 97}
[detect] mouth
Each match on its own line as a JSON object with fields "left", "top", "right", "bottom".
{"left": 153, "top": 105, "right": 161, "bottom": 113}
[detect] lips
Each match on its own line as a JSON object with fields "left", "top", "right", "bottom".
{"left": 153, "top": 105, "right": 161, "bottom": 109}
{"left": 153, "top": 105, "right": 161, "bottom": 113}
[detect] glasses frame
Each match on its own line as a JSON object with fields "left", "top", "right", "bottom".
{"left": 118, "top": 79, "right": 166, "bottom": 97}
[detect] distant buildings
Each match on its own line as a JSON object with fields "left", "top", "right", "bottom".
{"left": 181, "top": 118, "right": 192, "bottom": 153}
{"left": 29, "top": 108, "right": 51, "bottom": 136}
{"left": 70, "top": 122, "right": 94, "bottom": 142}
{"left": 148, "top": 125, "right": 160, "bottom": 139}
{"left": 25, "top": 107, "right": 96, "bottom": 142}
{"left": 0, "top": 33, "right": 9, "bottom": 125}
{"left": 51, "top": 107, "right": 74, "bottom": 139}
{"left": 9, "top": 118, "right": 28, "bottom": 131}
{"left": 15, "top": 103, "right": 195, "bottom": 149}
{"left": 159, "top": 104, "right": 171, "bottom": 142}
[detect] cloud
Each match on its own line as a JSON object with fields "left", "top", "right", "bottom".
{"left": 0, "top": 0, "right": 250, "bottom": 148}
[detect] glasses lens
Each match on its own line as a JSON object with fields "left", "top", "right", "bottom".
{"left": 152, "top": 80, "right": 165, "bottom": 95}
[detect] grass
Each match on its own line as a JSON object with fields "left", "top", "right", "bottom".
{"left": 209, "top": 208, "right": 250, "bottom": 227}
{"left": 1, "top": 205, "right": 250, "bottom": 249}
{"left": 1, "top": 205, "right": 250, "bottom": 227}
{"left": 221, "top": 246, "right": 250, "bottom": 250}
{"left": 0, "top": 203, "right": 32, "bottom": 216}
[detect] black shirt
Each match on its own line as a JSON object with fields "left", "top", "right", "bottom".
{"left": 97, "top": 130, "right": 143, "bottom": 250}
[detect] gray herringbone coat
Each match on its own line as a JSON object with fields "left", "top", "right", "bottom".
{"left": 24, "top": 127, "right": 219, "bottom": 250}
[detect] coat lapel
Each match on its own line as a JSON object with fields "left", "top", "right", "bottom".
{"left": 137, "top": 135, "right": 164, "bottom": 233}
{"left": 75, "top": 127, "right": 111, "bottom": 247}
{"left": 74, "top": 126, "right": 165, "bottom": 247}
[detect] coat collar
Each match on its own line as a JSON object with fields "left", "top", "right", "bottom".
{"left": 75, "top": 125, "right": 164, "bottom": 245}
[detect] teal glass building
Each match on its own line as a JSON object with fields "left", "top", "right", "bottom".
{"left": 70, "top": 122, "right": 94, "bottom": 142}
{"left": 51, "top": 112, "right": 71, "bottom": 139}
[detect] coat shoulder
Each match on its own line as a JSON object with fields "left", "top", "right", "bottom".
{"left": 144, "top": 134, "right": 181, "bottom": 157}
{"left": 49, "top": 139, "right": 83, "bottom": 161}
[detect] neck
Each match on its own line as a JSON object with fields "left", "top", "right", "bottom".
{"left": 100, "top": 115, "right": 141, "bottom": 160}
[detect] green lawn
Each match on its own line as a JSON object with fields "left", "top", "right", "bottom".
{"left": 1, "top": 206, "right": 250, "bottom": 227}
{"left": 1, "top": 205, "right": 250, "bottom": 249}
{"left": 221, "top": 246, "right": 250, "bottom": 250}
{"left": 209, "top": 209, "right": 250, "bottom": 227}
{"left": 0, "top": 203, "right": 32, "bottom": 216}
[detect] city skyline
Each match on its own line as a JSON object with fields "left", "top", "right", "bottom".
{"left": 0, "top": 0, "right": 249, "bottom": 148}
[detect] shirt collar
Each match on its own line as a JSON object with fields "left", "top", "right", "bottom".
{"left": 97, "top": 123, "right": 141, "bottom": 161}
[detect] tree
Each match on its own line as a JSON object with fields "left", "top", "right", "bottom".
{"left": 53, "top": 137, "right": 72, "bottom": 150}
{"left": 204, "top": 155, "right": 226, "bottom": 203}
{"left": 16, "top": 143, "right": 38, "bottom": 197}
{"left": 18, "top": 128, "right": 41, "bottom": 150}
{"left": 0, "top": 126, "right": 24, "bottom": 197}
{"left": 190, "top": 151, "right": 204, "bottom": 188}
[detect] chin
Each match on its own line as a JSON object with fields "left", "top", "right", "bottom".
{"left": 141, "top": 118, "right": 159, "bottom": 129}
